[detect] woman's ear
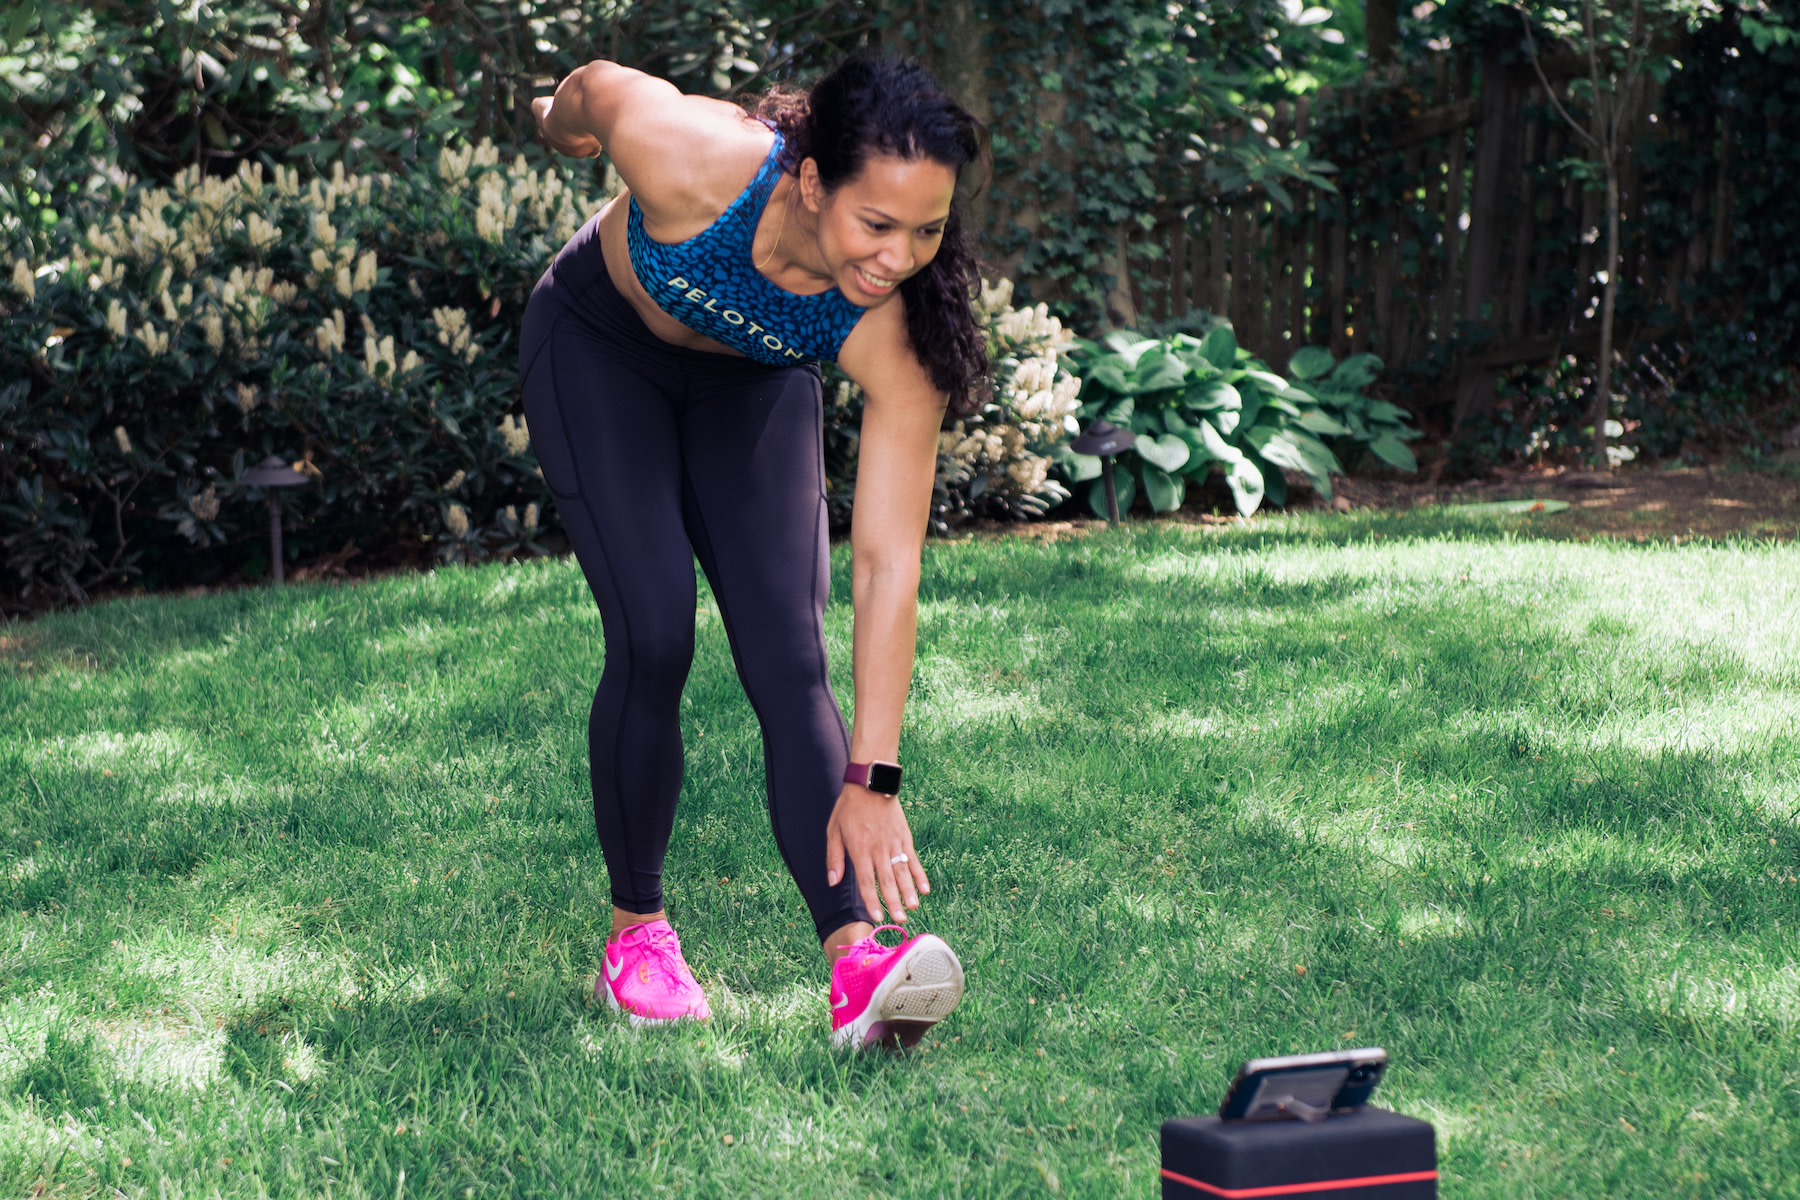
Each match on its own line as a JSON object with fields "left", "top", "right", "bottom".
{"left": 798, "top": 157, "right": 826, "bottom": 214}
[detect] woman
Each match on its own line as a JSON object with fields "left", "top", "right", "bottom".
{"left": 522, "top": 55, "right": 983, "bottom": 1049}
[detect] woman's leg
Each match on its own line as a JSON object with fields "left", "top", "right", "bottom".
{"left": 675, "top": 365, "right": 876, "bottom": 946}
{"left": 520, "top": 302, "right": 696, "bottom": 922}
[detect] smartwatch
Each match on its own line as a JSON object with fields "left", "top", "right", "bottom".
{"left": 844, "top": 760, "right": 903, "bottom": 796}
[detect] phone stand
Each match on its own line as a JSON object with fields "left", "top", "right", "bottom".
{"left": 1161, "top": 1106, "right": 1437, "bottom": 1199}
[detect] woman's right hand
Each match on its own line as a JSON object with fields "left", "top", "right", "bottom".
{"left": 533, "top": 91, "right": 603, "bottom": 159}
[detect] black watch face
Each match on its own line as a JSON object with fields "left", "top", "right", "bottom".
{"left": 867, "top": 762, "right": 903, "bottom": 795}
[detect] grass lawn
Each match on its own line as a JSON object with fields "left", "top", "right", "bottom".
{"left": 3, "top": 510, "right": 1798, "bottom": 1198}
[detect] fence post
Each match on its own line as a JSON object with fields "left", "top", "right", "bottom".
{"left": 1452, "top": 48, "right": 1520, "bottom": 436}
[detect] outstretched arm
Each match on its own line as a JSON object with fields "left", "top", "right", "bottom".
{"left": 532, "top": 62, "right": 678, "bottom": 162}
{"left": 825, "top": 302, "right": 947, "bottom": 925}
{"left": 531, "top": 62, "right": 764, "bottom": 229}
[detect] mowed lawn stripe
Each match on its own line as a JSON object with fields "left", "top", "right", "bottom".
{"left": 2, "top": 514, "right": 1796, "bottom": 1198}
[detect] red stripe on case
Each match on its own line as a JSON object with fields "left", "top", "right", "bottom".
{"left": 1160, "top": 1167, "right": 1439, "bottom": 1198}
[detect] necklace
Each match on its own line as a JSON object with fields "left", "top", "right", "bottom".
{"left": 755, "top": 176, "right": 795, "bottom": 273}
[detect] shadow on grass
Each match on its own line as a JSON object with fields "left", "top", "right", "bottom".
{"left": 5, "top": 528, "right": 1797, "bottom": 1197}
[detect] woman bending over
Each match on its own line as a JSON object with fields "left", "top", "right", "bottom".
{"left": 523, "top": 55, "right": 984, "bottom": 1048}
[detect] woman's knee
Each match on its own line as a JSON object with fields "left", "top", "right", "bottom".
{"left": 611, "top": 620, "right": 697, "bottom": 700}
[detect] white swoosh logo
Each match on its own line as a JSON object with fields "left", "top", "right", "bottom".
{"left": 831, "top": 991, "right": 851, "bottom": 1010}
{"left": 605, "top": 953, "right": 625, "bottom": 982}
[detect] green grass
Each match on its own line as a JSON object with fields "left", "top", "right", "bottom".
{"left": 3, "top": 509, "right": 1798, "bottom": 1198}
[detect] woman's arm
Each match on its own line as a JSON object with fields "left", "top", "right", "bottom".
{"left": 531, "top": 62, "right": 768, "bottom": 231}
{"left": 826, "top": 301, "right": 947, "bottom": 924}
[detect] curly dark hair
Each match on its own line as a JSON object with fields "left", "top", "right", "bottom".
{"left": 755, "top": 56, "right": 990, "bottom": 415}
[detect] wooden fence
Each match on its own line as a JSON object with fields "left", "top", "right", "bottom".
{"left": 1129, "top": 50, "right": 1734, "bottom": 428}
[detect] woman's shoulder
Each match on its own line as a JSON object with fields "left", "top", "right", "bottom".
{"left": 611, "top": 98, "right": 777, "bottom": 237}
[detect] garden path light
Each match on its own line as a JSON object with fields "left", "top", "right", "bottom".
{"left": 1069, "top": 419, "right": 1133, "bottom": 525}
{"left": 242, "top": 455, "right": 311, "bottom": 585}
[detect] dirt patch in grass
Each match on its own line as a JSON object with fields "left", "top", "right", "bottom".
{"left": 1332, "top": 464, "right": 1800, "bottom": 541}
{"left": 967, "top": 464, "right": 1800, "bottom": 542}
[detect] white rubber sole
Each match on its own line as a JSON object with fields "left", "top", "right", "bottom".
{"left": 597, "top": 974, "right": 706, "bottom": 1027}
{"left": 831, "top": 934, "right": 965, "bottom": 1051}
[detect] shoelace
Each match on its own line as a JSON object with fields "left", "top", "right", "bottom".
{"left": 620, "top": 924, "right": 690, "bottom": 986}
{"left": 844, "top": 924, "right": 908, "bottom": 968}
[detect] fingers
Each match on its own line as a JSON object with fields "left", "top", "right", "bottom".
{"left": 876, "top": 856, "right": 908, "bottom": 924}
{"left": 907, "top": 849, "right": 931, "bottom": 900}
{"left": 891, "top": 846, "right": 922, "bottom": 913}
{"left": 825, "top": 821, "right": 846, "bottom": 888}
{"left": 856, "top": 854, "right": 886, "bottom": 925}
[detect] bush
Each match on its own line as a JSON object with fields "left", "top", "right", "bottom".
{"left": 1064, "top": 328, "right": 1421, "bottom": 515}
{"left": 2, "top": 144, "right": 604, "bottom": 606}
{"left": 2, "top": 151, "right": 1084, "bottom": 608}
{"left": 823, "top": 278, "right": 1083, "bottom": 535}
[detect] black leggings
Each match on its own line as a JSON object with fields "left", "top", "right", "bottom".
{"left": 519, "top": 215, "right": 872, "bottom": 942}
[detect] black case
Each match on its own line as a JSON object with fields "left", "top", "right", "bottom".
{"left": 1161, "top": 1106, "right": 1436, "bottom": 1199}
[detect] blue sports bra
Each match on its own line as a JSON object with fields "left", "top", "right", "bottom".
{"left": 626, "top": 133, "right": 867, "bottom": 366}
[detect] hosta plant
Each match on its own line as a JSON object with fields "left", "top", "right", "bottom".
{"left": 1062, "top": 329, "right": 1421, "bottom": 516}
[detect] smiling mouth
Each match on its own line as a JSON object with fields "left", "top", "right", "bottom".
{"left": 855, "top": 265, "right": 898, "bottom": 292}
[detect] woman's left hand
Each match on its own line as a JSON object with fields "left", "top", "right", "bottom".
{"left": 825, "top": 784, "right": 930, "bottom": 923}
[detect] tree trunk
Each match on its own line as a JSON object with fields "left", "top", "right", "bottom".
{"left": 1592, "top": 164, "right": 1619, "bottom": 470}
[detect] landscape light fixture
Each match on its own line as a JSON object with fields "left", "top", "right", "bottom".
{"left": 241, "top": 455, "right": 311, "bottom": 585}
{"left": 1069, "top": 419, "right": 1134, "bottom": 525}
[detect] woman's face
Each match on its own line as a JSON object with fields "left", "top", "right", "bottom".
{"left": 801, "top": 152, "right": 957, "bottom": 306}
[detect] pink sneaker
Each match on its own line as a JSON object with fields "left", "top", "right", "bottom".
{"left": 830, "top": 925, "right": 965, "bottom": 1050}
{"left": 596, "top": 920, "right": 711, "bottom": 1026}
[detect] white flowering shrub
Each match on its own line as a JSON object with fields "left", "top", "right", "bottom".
{"left": 822, "top": 278, "right": 1083, "bottom": 533}
{"left": 1, "top": 144, "right": 608, "bottom": 601}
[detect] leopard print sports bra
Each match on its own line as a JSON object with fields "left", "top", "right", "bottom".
{"left": 625, "top": 133, "right": 867, "bottom": 366}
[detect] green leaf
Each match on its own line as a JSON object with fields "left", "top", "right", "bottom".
{"left": 1135, "top": 433, "right": 1190, "bottom": 474}
{"left": 1142, "top": 463, "right": 1186, "bottom": 512}
{"left": 1253, "top": 450, "right": 1288, "bottom": 508}
{"left": 1245, "top": 426, "right": 1340, "bottom": 496}
{"left": 1101, "top": 395, "right": 1135, "bottom": 425}
{"left": 1261, "top": 396, "right": 1302, "bottom": 417}
{"left": 1084, "top": 357, "right": 1131, "bottom": 395}
{"left": 1366, "top": 399, "right": 1413, "bottom": 423}
{"left": 1210, "top": 408, "right": 1240, "bottom": 438}
{"left": 1297, "top": 409, "right": 1352, "bottom": 436}
{"left": 1226, "top": 456, "right": 1264, "bottom": 515}
{"left": 1368, "top": 433, "right": 1418, "bottom": 472}
{"left": 1185, "top": 379, "right": 1241, "bottom": 412}
{"left": 1287, "top": 345, "right": 1335, "bottom": 380}
{"left": 1241, "top": 368, "right": 1289, "bottom": 393}
{"left": 1130, "top": 346, "right": 1188, "bottom": 393}
{"left": 1197, "top": 417, "right": 1243, "bottom": 464}
{"left": 1171, "top": 340, "right": 1221, "bottom": 377}
{"left": 1200, "top": 327, "right": 1237, "bottom": 370}
{"left": 1329, "top": 353, "right": 1383, "bottom": 390}
{"left": 1102, "top": 332, "right": 1159, "bottom": 366}
{"left": 1062, "top": 451, "right": 1102, "bottom": 482}
{"left": 1237, "top": 388, "right": 1265, "bottom": 434}
{"left": 1087, "top": 469, "right": 1135, "bottom": 519}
